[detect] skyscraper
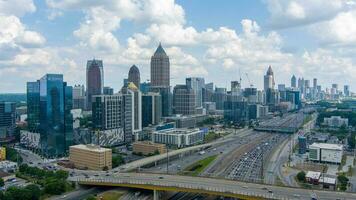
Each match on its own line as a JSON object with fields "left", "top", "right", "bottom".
{"left": 186, "top": 77, "right": 205, "bottom": 108}
{"left": 173, "top": 85, "right": 196, "bottom": 115}
{"left": 344, "top": 85, "right": 350, "bottom": 97}
{"left": 27, "top": 74, "right": 73, "bottom": 157}
{"left": 128, "top": 65, "right": 140, "bottom": 89}
{"left": 150, "top": 43, "right": 171, "bottom": 116}
{"left": 313, "top": 78, "right": 317, "bottom": 89}
{"left": 151, "top": 43, "right": 170, "bottom": 87}
{"left": 142, "top": 93, "right": 162, "bottom": 127}
{"left": 122, "top": 83, "right": 142, "bottom": 141}
{"left": 72, "top": 85, "right": 85, "bottom": 110}
{"left": 264, "top": 66, "right": 275, "bottom": 91}
{"left": 0, "top": 102, "right": 16, "bottom": 141}
{"left": 291, "top": 75, "right": 296, "bottom": 88}
{"left": 86, "top": 59, "right": 104, "bottom": 110}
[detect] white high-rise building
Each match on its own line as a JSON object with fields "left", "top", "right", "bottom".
{"left": 186, "top": 77, "right": 205, "bottom": 108}
{"left": 264, "top": 66, "right": 275, "bottom": 91}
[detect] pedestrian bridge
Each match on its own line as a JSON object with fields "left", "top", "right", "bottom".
{"left": 71, "top": 173, "right": 355, "bottom": 200}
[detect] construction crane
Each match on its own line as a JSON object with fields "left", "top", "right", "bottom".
{"left": 245, "top": 73, "right": 254, "bottom": 88}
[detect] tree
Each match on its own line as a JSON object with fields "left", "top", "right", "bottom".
{"left": 296, "top": 171, "right": 306, "bottom": 182}
{"left": 338, "top": 174, "right": 349, "bottom": 191}
{"left": 86, "top": 195, "right": 96, "bottom": 200}
{"left": 112, "top": 155, "right": 125, "bottom": 168}
{"left": 25, "top": 184, "right": 41, "bottom": 200}
{"left": 44, "top": 178, "right": 66, "bottom": 195}
{"left": 103, "top": 166, "right": 109, "bottom": 171}
{"left": 0, "top": 178, "right": 4, "bottom": 187}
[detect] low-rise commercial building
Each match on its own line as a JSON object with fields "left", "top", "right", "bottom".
{"left": 69, "top": 144, "right": 112, "bottom": 170}
{"left": 323, "top": 116, "right": 349, "bottom": 128}
{"left": 152, "top": 128, "right": 205, "bottom": 148}
{"left": 309, "top": 143, "right": 343, "bottom": 164}
{"left": 306, "top": 171, "right": 321, "bottom": 184}
{"left": 0, "top": 147, "right": 5, "bottom": 161}
{"left": 133, "top": 141, "right": 166, "bottom": 155}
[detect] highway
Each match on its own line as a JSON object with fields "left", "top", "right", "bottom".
{"left": 71, "top": 172, "right": 356, "bottom": 200}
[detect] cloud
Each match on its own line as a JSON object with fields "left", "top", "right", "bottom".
{"left": 0, "top": 0, "right": 36, "bottom": 17}
{"left": 264, "top": 0, "right": 352, "bottom": 28}
{"left": 312, "top": 10, "right": 356, "bottom": 45}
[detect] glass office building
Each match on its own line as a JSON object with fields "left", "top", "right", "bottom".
{"left": 27, "top": 74, "right": 73, "bottom": 157}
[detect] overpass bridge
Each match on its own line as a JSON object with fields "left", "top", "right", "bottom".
{"left": 117, "top": 129, "right": 251, "bottom": 172}
{"left": 253, "top": 126, "right": 297, "bottom": 134}
{"left": 70, "top": 173, "right": 356, "bottom": 200}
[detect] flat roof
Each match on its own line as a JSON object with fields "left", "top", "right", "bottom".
{"left": 306, "top": 171, "right": 321, "bottom": 179}
{"left": 309, "top": 143, "right": 343, "bottom": 150}
{"left": 319, "top": 177, "right": 336, "bottom": 185}
{"left": 70, "top": 144, "right": 111, "bottom": 153}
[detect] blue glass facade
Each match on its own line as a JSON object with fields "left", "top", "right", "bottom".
{"left": 27, "top": 74, "right": 73, "bottom": 157}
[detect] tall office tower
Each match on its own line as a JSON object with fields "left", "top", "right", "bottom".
{"left": 203, "top": 82, "right": 214, "bottom": 102}
{"left": 27, "top": 74, "right": 73, "bottom": 157}
{"left": 0, "top": 102, "right": 16, "bottom": 141}
{"left": 72, "top": 85, "right": 85, "bottom": 110}
{"left": 86, "top": 59, "right": 104, "bottom": 110}
{"left": 186, "top": 77, "right": 205, "bottom": 108}
{"left": 243, "top": 88, "right": 257, "bottom": 103}
{"left": 128, "top": 65, "right": 140, "bottom": 89}
{"left": 332, "top": 84, "right": 338, "bottom": 91}
{"left": 142, "top": 92, "right": 162, "bottom": 127}
{"left": 103, "top": 86, "right": 114, "bottom": 95}
{"left": 313, "top": 78, "right": 317, "bottom": 88}
{"left": 305, "top": 80, "right": 310, "bottom": 88}
{"left": 122, "top": 83, "right": 142, "bottom": 141}
{"left": 151, "top": 43, "right": 170, "bottom": 87}
{"left": 344, "top": 85, "right": 350, "bottom": 97}
{"left": 264, "top": 66, "right": 275, "bottom": 91}
{"left": 173, "top": 85, "right": 196, "bottom": 115}
{"left": 291, "top": 75, "right": 297, "bottom": 88}
{"left": 214, "top": 87, "right": 227, "bottom": 110}
{"left": 27, "top": 81, "right": 40, "bottom": 131}
{"left": 92, "top": 93, "right": 132, "bottom": 146}
{"left": 140, "top": 82, "right": 151, "bottom": 94}
{"left": 231, "top": 81, "right": 242, "bottom": 95}
{"left": 223, "top": 100, "right": 249, "bottom": 123}
{"left": 150, "top": 43, "right": 171, "bottom": 116}
{"left": 278, "top": 84, "right": 286, "bottom": 91}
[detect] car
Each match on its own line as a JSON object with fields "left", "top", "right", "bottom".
{"left": 159, "top": 176, "right": 164, "bottom": 179}
{"left": 268, "top": 190, "right": 273, "bottom": 193}
{"left": 105, "top": 174, "right": 110, "bottom": 176}
{"left": 242, "top": 186, "right": 248, "bottom": 189}
{"left": 293, "top": 194, "right": 300, "bottom": 198}
{"left": 94, "top": 174, "right": 99, "bottom": 176}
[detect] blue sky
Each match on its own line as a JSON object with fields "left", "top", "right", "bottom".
{"left": 0, "top": 0, "right": 356, "bottom": 93}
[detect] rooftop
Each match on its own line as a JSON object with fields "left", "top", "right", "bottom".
{"left": 70, "top": 144, "right": 111, "bottom": 153}
{"left": 306, "top": 171, "right": 321, "bottom": 179}
{"left": 309, "top": 142, "right": 343, "bottom": 150}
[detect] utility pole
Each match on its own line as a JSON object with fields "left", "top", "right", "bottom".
{"left": 166, "top": 143, "right": 169, "bottom": 174}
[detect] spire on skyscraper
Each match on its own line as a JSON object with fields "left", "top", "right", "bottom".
{"left": 154, "top": 42, "right": 167, "bottom": 55}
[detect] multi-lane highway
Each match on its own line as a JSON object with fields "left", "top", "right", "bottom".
{"left": 71, "top": 172, "right": 356, "bottom": 200}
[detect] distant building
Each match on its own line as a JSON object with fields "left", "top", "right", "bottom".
{"left": 264, "top": 66, "right": 275, "bottom": 91}
{"left": 186, "top": 77, "right": 205, "bottom": 108}
{"left": 128, "top": 65, "right": 140, "bottom": 90}
{"left": 214, "top": 87, "right": 227, "bottom": 110}
{"left": 150, "top": 43, "right": 171, "bottom": 117}
{"left": 86, "top": 59, "right": 104, "bottom": 110}
{"left": 0, "top": 102, "right": 16, "bottom": 141}
{"left": 323, "top": 116, "right": 348, "bottom": 128}
{"left": 344, "top": 85, "right": 350, "bottom": 97}
{"left": 123, "top": 83, "right": 142, "bottom": 140}
{"left": 142, "top": 92, "right": 162, "bottom": 127}
{"left": 224, "top": 100, "right": 249, "bottom": 123}
{"left": 27, "top": 74, "right": 73, "bottom": 157}
{"left": 291, "top": 75, "right": 297, "bottom": 88}
{"left": 165, "top": 114, "right": 208, "bottom": 128}
{"left": 173, "top": 85, "right": 196, "bottom": 115}
{"left": 103, "top": 86, "right": 114, "bottom": 95}
{"left": 298, "top": 136, "right": 307, "bottom": 154}
{"left": 152, "top": 128, "right": 205, "bottom": 147}
{"left": 133, "top": 141, "right": 166, "bottom": 156}
{"left": 309, "top": 143, "right": 343, "bottom": 164}
{"left": 69, "top": 144, "right": 112, "bottom": 170}
{"left": 72, "top": 85, "right": 85, "bottom": 110}
{"left": 140, "top": 82, "right": 151, "bottom": 94}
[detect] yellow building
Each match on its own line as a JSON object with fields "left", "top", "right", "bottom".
{"left": 69, "top": 144, "right": 112, "bottom": 170}
{"left": 133, "top": 141, "right": 167, "bottom": 156}
{"left": 0, "top": 147, "right": 6, "bottom": 161}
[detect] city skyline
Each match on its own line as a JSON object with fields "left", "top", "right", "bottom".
{"left": 1, "top": 0, "right": 356, "bottom": 93}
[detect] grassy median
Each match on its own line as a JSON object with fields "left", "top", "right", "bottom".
{"left": 181, "top": 155, "right": 218, "bottom": 176}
